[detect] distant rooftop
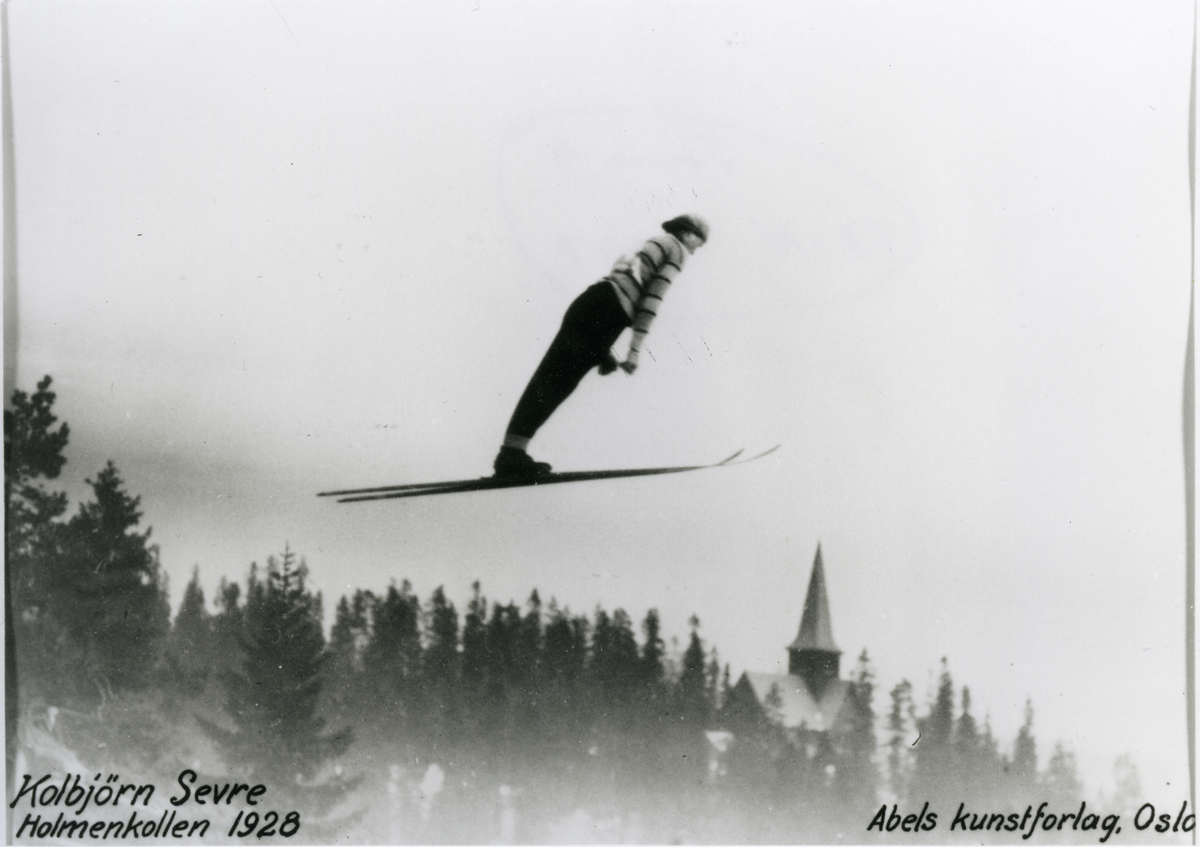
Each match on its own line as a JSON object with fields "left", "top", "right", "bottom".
{"left": 739, "top": 672, "right": 849, "bottom": 731}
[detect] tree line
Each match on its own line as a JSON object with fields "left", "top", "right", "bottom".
{"left": 5, "top": 376, "right": 1100, "bottom": 843}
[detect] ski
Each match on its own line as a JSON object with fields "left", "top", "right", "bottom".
{"left": 321, "top": 445, "right": 779, "bottom": 504}
{"left": 321, "top": 448, "right": 748, "bottom": 494}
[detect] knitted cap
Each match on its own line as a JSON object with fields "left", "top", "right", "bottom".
{"left": 662, "top": 214, "right": 709, "bottom": 243}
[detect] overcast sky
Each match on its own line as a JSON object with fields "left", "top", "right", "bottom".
{"left": 7, "top": 0, "right": 1193, "bottom": 799}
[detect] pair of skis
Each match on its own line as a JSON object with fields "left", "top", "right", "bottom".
{"left": 318, "top": 445, "right": 779, "bottom": 503}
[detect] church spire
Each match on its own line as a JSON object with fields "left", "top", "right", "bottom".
{"left": 788, "top": 544, "right": 842, "bottom": 695}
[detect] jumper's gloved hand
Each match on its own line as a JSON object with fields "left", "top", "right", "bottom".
{"left": 598, "top": 352, "right": 619, "bottom": 375}
{"left": 619, "top": 360, "right": 638, "bottom": 375}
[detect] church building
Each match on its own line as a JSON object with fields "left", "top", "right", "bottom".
{"left": 728, "top": 544, "right": 851, "bottom": 733}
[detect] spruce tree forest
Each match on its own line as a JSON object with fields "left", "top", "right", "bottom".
{"left": 5, "top": 376, "right": 1144, "bottom": 844}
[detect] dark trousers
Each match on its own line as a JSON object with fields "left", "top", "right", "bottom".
{"left": 505, "top": 282, "right": 631, "bottom": 440}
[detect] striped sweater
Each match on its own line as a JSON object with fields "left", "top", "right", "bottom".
{"left": 605, "top": 233, "right": 688, "bottom": 364}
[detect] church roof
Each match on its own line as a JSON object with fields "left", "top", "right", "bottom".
{"left": 739, "top": 672, "right": 850, "bottom": 731}
{"left": 788, "top": 544, "right": 840, "bottom": 654}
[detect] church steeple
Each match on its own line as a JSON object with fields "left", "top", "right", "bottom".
{"left": 787, "top": 545, "right": 841, "bottom": 696}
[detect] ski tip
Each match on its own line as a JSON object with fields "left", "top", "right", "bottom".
{"left": 718, "top": 444, "right": 781, "bottom": 467}
{"left": 718, "top": 448, "right": 745, "bottom": 465}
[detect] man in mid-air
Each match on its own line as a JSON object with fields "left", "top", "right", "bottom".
{"left": 493, "top": 213, "right": 709, "bottom": 477}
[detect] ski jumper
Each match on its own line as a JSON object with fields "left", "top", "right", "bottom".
{"left": 504, "top": 232, "right": 690, "bottom": 441}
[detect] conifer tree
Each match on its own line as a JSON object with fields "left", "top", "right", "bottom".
{"left": 928, "top": 660, "right": 955, "bottom": 746}
{"left": 721, "top": 673, "right": 788, "bottom": 822}
{"left": 911, "top": 659, "right": 955, "bottom": 800}
{"left": 424, "top": 586, "right": 460, "bottom": 683}
{"left": 325, "top": 590, "right": 374, "bottom": 724}
{"left": 57, "top": 462, "right": 171, "bottom": 700}
{"left": 210, "top": 577, "right": 243, "bottom": 675}
{"left": 1107, "top": 754, "right": 1142, "bottom": 816}
{"left": 513, "top": 591, "right": 546, "bottom": 745}
{"left": 705, "top": 647, "right": 722, "bottom": 713}
{"left": 459, "top": 582, "right": 492, "bottom": 744}
{"left": 1011, "top": 698, "right": 1038, "bottom": 790}
{"left": 588, "top": 606, "right": 642, "bottom": 783}
{"left": 328, "top": 593, "right": 365, "bottom": 676}
{"left": 836, "top": 650, "right": 877, "bottom": 808}
{"left": 668, "top": 615, "right": 712, "bottom": 795}
{"left": 518, "top": 590, "right": 543, "bottom": 685}
{"left": 973, "top": 715, "right": 1006, "bottom": 804}
{"left": 955, "top": 687, "right": 979, "bottom": 758}
{"left": 4, "top": 375, "right": 70, "bottom": 765}
{"left": 5, "top": 376, "right": 70, "bottom": 604}
{"left": 540, "top": 600, "right": 587, "bottom": 755}
{"left": 542, "top": 600, "right": 582, "bottom": 683}
{"left": 589, "top": 608, "right": 613, "bottom": 685}
{"left": 630, "top": 608, "right": 668, "bottom": 760}
{"left": 595, "top": 608, "right": 638, "bottom": 702}
{"left": 638, "top": 608, "right": 665, "bottom": 687}
{"left": 420, "top": 585, "right": 461, "bottom": 752}
{"left": 886, "top": 679, "right": 914, "bottom": 800}
{"left": 1042, "top": 742, "right": 1083, "bottom": 808}
{"left": 364, "top": 580, "right": 422, "bottom": 718}
{"left": 462, "top": 582, "right": 488, "bottom": 688}
{"left": 168, "top": 566, "right": 214, "bottom": 686}
{"left": 952, "top": 686, "right": 985, "bottom": 801}
{"left": 486, "top": 600, "right": 522, "bottom": 699}
{"left": 677, "top": 616, "right": 709, "bottom": 724}
{"left": 719, "top": 664, "right": 733, "bottom": 711}
{"left": 342, "top": 590, "right": 375, "bottom": 670}
{"left": 203, "top": 548, "right": 352, "bottom": 805}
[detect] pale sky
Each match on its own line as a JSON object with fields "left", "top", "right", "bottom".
{"left": 7, "top": 0, "right": 1193, "bottom": 799}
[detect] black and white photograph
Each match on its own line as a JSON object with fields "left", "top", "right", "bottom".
{"left": 3, "top": 1, "right": 1195, "bottom": 843}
